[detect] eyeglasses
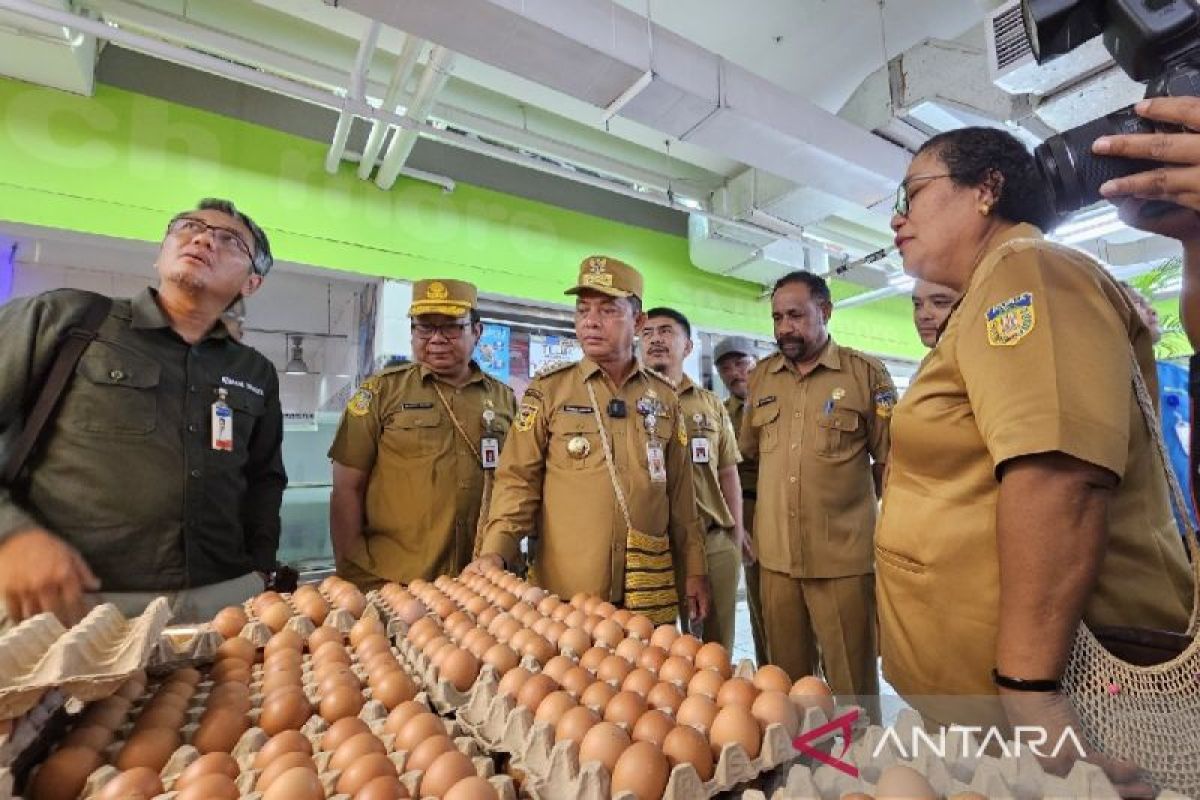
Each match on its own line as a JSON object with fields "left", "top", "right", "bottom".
{"left": 167, "top": 216, "right": 254, "bottom": 262}
{"left": 412, "top": 321, "right": 472, "bottom": 340}
{"left": 893, "top": 173, "right": 958, "bottom": 217}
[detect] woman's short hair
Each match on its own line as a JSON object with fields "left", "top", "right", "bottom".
{"left": 918, "top": 127, "right": 1057, "bottom": 231}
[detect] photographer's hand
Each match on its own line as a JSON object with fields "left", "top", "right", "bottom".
{"left": 1094, "top": 97, "right": 1200, "bottom": 221}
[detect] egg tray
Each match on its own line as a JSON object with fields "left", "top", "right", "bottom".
{"left": 0, "top": 599, "right": 171, "bottom": 721}
{"left": 239, "top": 592, "right": 358, "bottom": 639}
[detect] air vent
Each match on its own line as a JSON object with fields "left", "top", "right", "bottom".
{"left": 991, "top": 4, "right": 1031, "bottom": 71}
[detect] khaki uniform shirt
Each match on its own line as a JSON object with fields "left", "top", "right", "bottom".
{"left": 480, "top": 358, "right": 707, "bottom": 602}
{"left": 876, "top": 224, "right": 1193, "bottom": 701}
{"left": 726, "top": 395, "right": 758, "bottom": 503}
{"left": 329, "top": 361, "right": 516, "bottom": 583}
{"left": 0, "top": 288, "right": 286, "bottom": 590}
{"left": 677, "top": 376, "right": 740, "bottom": 533}
{"left": 739, "top": 341, "right": 894, "bottom": 579}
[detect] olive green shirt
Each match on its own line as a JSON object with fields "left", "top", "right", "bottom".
{"left": 677, "top": 376, "right": 739, "bottom": 533}
{"left": 328, "top": 361, "right": 517, "bottom": 585}
{"left": 0, "top": 288, "right": 287, "bottom": 590}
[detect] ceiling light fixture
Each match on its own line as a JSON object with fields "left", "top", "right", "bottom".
{"left": 284, "top": 334, "right": 309, "bottom": 375}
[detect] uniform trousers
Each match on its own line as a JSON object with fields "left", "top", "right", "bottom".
{"left": 701, "top": 528, "right": 740, "bottom": 650}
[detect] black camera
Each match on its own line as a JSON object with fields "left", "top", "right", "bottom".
{"left": 1023, "top": 0, "right": 1200, "bottom": 216}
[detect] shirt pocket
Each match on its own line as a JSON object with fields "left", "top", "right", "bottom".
{"left": 548, "top": 414, "right": 603, "bottom": 471}
{"left": 749, "top": 403, "right": 781, "bottom": 453}
{"left": 816, "top": 409, "right": 861, "bottom": 457}
{"left": 224, "top": 390, "right": 265, "bottom": 454}
{"left": 383, "top": 409, "right": 442, "bottom": 458}
{"left": 70, "top": 350, "right": 161, "bottom": 435}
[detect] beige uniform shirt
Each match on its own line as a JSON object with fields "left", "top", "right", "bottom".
{"left": 480, "top": 358, "right": 707, "bottom": 602}
{"left": 726, "top": 395, "right": 758, "bottom": 503}
{"left": 739, "top": 342, "right": 894, "bottom": 579}
{"left": 329, "top": 362, "right": 517, "bottom": 583}
{"left": 876, "top": 224, "right": 1193, "bottom": 700}
{"left": 677, "top": 376, "right": 740, "bottom": 532}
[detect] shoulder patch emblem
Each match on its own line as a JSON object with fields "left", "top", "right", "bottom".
{"left": 874, "top": 387, "right": 897, "bottom": 418}
{"left": 347, "top": 385, "right": 374, "bottom": 417}
{"left": 534, "top": 360, "right": 574, "bottom": 379}
{"left": 985, "top": 292, "right": 1035, "bottom": 347}
{"left": 515, "top": 402, "right": 539, "bottom": 432}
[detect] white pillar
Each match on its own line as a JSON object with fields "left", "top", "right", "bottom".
{"left": 374, "top": 279, "right": 414, "bottom": 367}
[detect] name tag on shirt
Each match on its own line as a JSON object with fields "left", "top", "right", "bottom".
{"left": 647, "top": 441, "right": 667, "bottom": 483}
{"left": 212, "top": 400, "right": 233, "bottom": 451}
{"left": 691, "top": 437, "right": 710, "bottom": 464}
{"left": 481, "top": 437, "right": 500, "bottom": 469}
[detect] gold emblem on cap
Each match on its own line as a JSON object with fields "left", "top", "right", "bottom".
{"left": 426, "top": 281, "right": 449, "bottom": 300}
{"left": 587, "top": 257, "right": 608, "bottom": 274}
{"left": 567, "top": 435, "right": 591, "bottom": 459}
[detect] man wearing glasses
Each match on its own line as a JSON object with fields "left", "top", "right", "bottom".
{"left": 329, "top": 279, "right": 516, "bottom": 588}
{"left": 0, "top": 198, "right": 286, "bottom": 626}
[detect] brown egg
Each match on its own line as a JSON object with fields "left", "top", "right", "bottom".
{"left": 611, "top": 740, "right": 670, "bottom": 800}
{"left": 320, "top": 683, "right": 365, "bottom": 723}
{"left": 560, "top": 666, "right": 593, "bottom": 697}
{"left": 621, "top": 667, "right": 658, "bottom": 698}
{"left": 314, "top": 640, "right": 352, "bottom": 665}
{"left": 265, "top": 629, "right": 304, "bottom": 658}
{"left": 254, "top": 591, "right": 284, "bottom": 613}
{"left": 259, "top": 688, "right": 312, "bottom": 735}
{"left": 692, "top": 642, "right": 731, "bottom": 676}
{"left": 253, "top": 729, "right": 313, "bottom": 769}
{"left": 116, "top": 727, "right": 180, "bottom": 771}
{"left": 658, "top": 656, "right": 696, "bottom": 687}
{"left": 355, "top": 775, "right": 410, "bottom": 800}
{"left": 515, "top": 673, "right": 558, "bottom": 710}
{"left": 676, "top": 695, "right": 718, "bottom": 733}
{"left": 336, "top": 589, "right": 367, "bottom": 618}
{"left": 420, "top": 750, "right": 477, "bottom": 798}
{"left": 209, "top": 659, "right": 252, "bottom": 685}
{"left": 350, "top": 616, "right": 385, "bottom": 647}
{"left": 716, "top": 677, "right": 759, "bottom": 708}
{"left": 192, "top": 708, "right": 248, "bottom": 754}
{"left": 603, "top": 690, "right": 647, "bottom": 728}
{"left": 308, "top": 625, "right": 343, "bottom": 652}
{"left": 173, "top": 667, "right": 203, "bottom": 685}
{"left": 646, "top": 681, "right": 685, "bottom": 715}
{"left": 382, "top": 700, "right": 428, "bottom": 737}
{"left": 790, "top": 675, "right": 836, "bottom": 720}
{"left": 322, "top": 715, "right": 373, "bottom": 752}
{"left": 636, "top": 645, "right": 669, "bottom": 673}
{"left": 875, "top": 765, "right": 938, "bottom": 799}
{"left": 554, "top": 705, "right": 600, "bottom": 746}
{"left": 578, "top": 721, "right": 630, "bottom": 773}
{"left": 259, "top": 670, "right": 304, "bottom": 697}
{"left": 710, "top": 704, "right": 761, "bottom": 759}
{"left": 212, "top": 606, "right": 249, "bottom": 639}
{"left": 687, "top": 669, "right": 724, "bottom": 700}
{"left": 330, "top": 731, "right": 387, "bottom": 771}
{"left": 482, "top": 643, "right": 519, "bottom": 675}
{"left": 28, "top": 746, "right": 103, "bottom": 800}
{"left": 63, "top": 724, "right": 114, "bottom": 751}
{"left": 337, "top": 752, "right": 399, "bottom": 796}
{"left": 648, "top": 624, "right": 679, "bottom": 651}
{"left": 534, "top": 690, "right": 578, "bottom": 727}
{"left": 614, "top": 637, "right": 645, "bottom": 664}
{"left": 365, "top": 652, "right": 402, "bottom": 678}
{"left": 81, "top": 697, "right": 132, "bottom": 730}
{"left": 579, "top": 680, "right": 617, "bottom": 711}
{"left": 668, "top": 634, "right": 702, "bottom": 661}
{"left": 175, "top": 752, "right": 240, "bottom": 788}
{"left": 260, "top": 602, "right": 292, "bottom": 633}
{"left": 215, "top": 636, "right": 256, "bottom": 664}
{"left": 579, "top": 646, "right": 609, "bottom": 673}
{"left": 94, "top": 767, "right": 164, "bottom": 800}
{"left": 131, "top": 705, "right": 186, "bottom": 733}
{"left": 592, "top": 619, "right": 624, "bottom": 649}
{"left": 371, "top": 670, "right": 417, "bottom": 710}
{"left": 318, "top": 671, "right": 362, "bottom": 697}
{"left": 662, "top": 724, "right": 714, "bottom": 781}
{"left": 752, "top": 664, "right": 793, "bottom": 694}
{"left": 751, "top": 690, "right": 801, "bottom": 737}
{"left": 523, "top": 635, "right": 557, "bottom": 666}
{"left": 550, "top": 603, "right": 574, "bottom": 622}
{"left": 596, "top": 654, "right": 633, "bottom": 685}
{"left": 631, "top": 709, "right": 675, "bottom": 747}
{"left": 356, "top": 634, "right": 393, "bottom": 662}
{"left": 440, "top": 647, "right": 481, "bottom": 692}
{"left": 558, "top": 627, "right": 592, "bottom": 657}
{"left": 265, "top": 651, "right": 305, "bottom": 673}
{"left": 394, "top": 712, "right": 447, "bottom": 754}
{"left": 174, "top": 773, "right": 240, "bottom": 800}
{"left": 625, "top": 614, "right": 654, "bottom": 642}
{"left": 407, "top": 734, "right": 455, "bottom": 772}
{"left": 207, "top": 681, "right": 252, "bottom": 706}
{"left": 261, "top": 766, "right": 325, "bottom": 800}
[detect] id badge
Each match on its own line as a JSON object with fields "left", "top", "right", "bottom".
{"left": 690, "top": 436, "right": 710, "bottom": 464}
{"left": 211, "top": 391, "right": 233, "bottom": 452}
{"left": 481, "top": 437, "right": 500, "bottom": 469}
{"left": 647, "top": 440, "right": 667, "bottom": 483}
{"left": 1177, "top": 420, "right": 1192, "bottom": 456}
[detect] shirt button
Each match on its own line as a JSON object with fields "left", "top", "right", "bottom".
{"left": 793, "top": 412, "right": 801, "bottom": 418}
{"left": 187, "top": 424, "right": 198, "bottom": 433}
{"left": 108, "top": 369, "right": 124, "bottom": 381}
{"left": 789, "top": 476, "right": 797, "bottom": 483}
{"left": 190, "top": 469, "right": 202, "bottom": 478}
{"left": 189, "top": 385, "right": 198, "bottom": 393}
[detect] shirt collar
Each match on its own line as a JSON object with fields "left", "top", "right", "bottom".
{"left": 677, "top": 373, "right": 698, "bottom": 395}
{"left": 768, "top": 337, "right": 841, "bottom": 374}
{"left": 132, "top": 288, "right": 232, "bottom": 341}
{"left": 580, "top": 356, "right": 644, "bottom": 389}
{"left": 419, "top": 360, "right": 487, "bottom": 386}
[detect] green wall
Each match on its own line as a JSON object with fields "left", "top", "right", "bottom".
{"left": 0, "top": 77, "right": 926, "bottom": 359}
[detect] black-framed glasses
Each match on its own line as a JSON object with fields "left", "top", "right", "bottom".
{"left": 893, "top": 173, "right": 958, "bottom": 217}
{"left": 411, "top": 321, "right": 472, "bottom": 340}
{"left": 167, "top": 216, "right": 254, "bottom": 262}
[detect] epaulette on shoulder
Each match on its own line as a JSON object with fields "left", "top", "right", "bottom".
{"left": 373, "top": 361, "right": 417, "bottom": 381}
{"left": 533, "top": 360, "right": 575, "bottom": 380}
{"left": 643, "top": 366, "right": 677, "bottom": 390}
{"left": 841, "top": 347, "right": 887, "bottom": 373}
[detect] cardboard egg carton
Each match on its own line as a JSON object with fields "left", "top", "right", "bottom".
{"left": 391, "top": 627, "right": 482, "bottom": 715}
{"left": 0, "top": 599, "right": 170, "bottom": 720}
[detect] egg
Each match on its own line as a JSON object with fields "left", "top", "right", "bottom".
{"left": 116, "top": 728, "right": 180, "bottom": 771}
{"left": 752, "top": 664, "right": 793, "bottom": 694}
{"left": 716, "top": 677, "right": 759, "bottom": 708}
{"left": 709, "top": 704, "right": 761, "bottom": 759}
{"left": 337, "top": 751, "right": 399, "bottom": 795}
{"left": 676, "top": 695, "right": 718, "bottom": 733}
{"left": 516, "top": 673, "right": 559, "bottom": 710}
{"left": 687, "top": 669, "right": 724, "bottom": 700}
{"left": 648, "top": 624, "right": 679, "bottom": 651}
{"left": 611, "top": 740, "right": 670, "bottom": 800}
{"left": 420, "top": 750, "right": 477, "bottom": 798}
{"left": 258, "top": 688, "right": 312, "bottom": 735}
{"left": 662, "top": 724, "right": 714, "bottom": 781}
{"left": 875, "top": 764, "right": 938, "bottom": 799}
{"left": 592, "top": 619, "right": 624, "bottom": 648}
{"left": 28, "top": 746, "right": 103, "bottom": 800}
{"left": 558, "top": 627, "right": 591, "bottom": 656}
{"left": 314, "top": 640, "right": 353, "bottom": 665}
{"left": 209, "top": 659, "right": 252, "bottom": 685}
{"left": 351, "top": 616, "right": 385, "bottom": 646}
{"left": 62, "top": 724, "right": 114, "bottom": 751}
{"left": 602, "top": 690, "right": 647, "bottom": 728}
{"left": 621, "top": 667, "right": 658, "bottom": 698}
{"left": 579, "top": 646, "right": 610, "bottom": 673}
{"left": 579, "top": 680, "right": 617, "bottom": 711}
{"left": 482, "top": 643, "right": 519, "bottom": 676}
{"left": 560, "top": 666, "right": 593, "bottom": 698}
{"left": 541, "top": 655, "right": 575, "bottom": 683}
{"left": 554, "top": 705, "right": 600, "bottom": 746}
{"left": 175, "top": 751, "right": 240, "bottom": 788}
{"left": 407, "top": 734, "right": 455, "bottom": 772}
{"left": 625, "top": 615, "right": 654, "bottom": 642}
{"left": 265, "top": 629, "right": 305, "bottom": 658}
{"left": 262, "top": 766, "right": 325, "bottom": 800}
{"left": 356, "top": 775, "right": 411, "bottom": 799}
{"left": 440, "top": 647, "right": 481, "bottom": 692}
{"left": 534, "top": 690, "right": 578, "bottom": 727}
{"left": 331, "top": 731, "right": 387, "bottom": 771}
{"left": 751, "top": 690, "right": 801, "bottom": 737}
{"left": 597, "top": 654, "right": 633, "bottom": 685}
{"left": 308, "top": 625, "right": 343, "bottom": 652}
{"left": 81, "top": 697, "right": 132, "bottom": 730}
{"left": 322, "top": 715, "right": 373, "bottom": 752}
{"left": 174, "top": 773, "right": 240, "bottom": 800}
{"left": 371, "top": 669, "right": 417, "bottom": 710}
{"left": 253, "top": 729, "right": 313, "bottom": 769}
{"left": 394, "top": 712, "right": 447, "bottom": 754}
{"left": 356, "top": 633, "right": 392, "bottom": 661}
{"left": 790, "top": 675, "right": 836, "bottom": 720}
{"left": 94, "top": 767, "right": 164, "bottom": 800}
{"left": 320, "top": 683, "right": 365, "bottom": 723}
{"left": 260, "top": 602, "right": 292, "bottom": 632}
{"left": 211, "top": 606, "right": 249, "bottom": 639}
{"left": 646, "top": 681, "right": 685, "bottom": 715}
{"left": 256, "top": 752, "right": 317, "bottom": 791}
{"left": 614, "top": 637, "right": 645, "bottom": 664}
{"left": 578, "top": 721, "right": 630, "bottom": 773}
{"left": 636, "top": 645, "right": 669, "bottom": 673}
{"left": 693, "top": 642, "right": 732, "bottom": 677}
{"left": 668, "top": 634, "right": 702, "bottom": 661}
{"left": 631, "top": 709, "right": 675, "bottom": 747}
{"left": 215, "top": 636, "right": 256, "bottom": 663}
{"left": 131, "top": 705, "right": 186, "bottom": 733}
{"left": 192, "top": 708, "right": 248, "bottom": 754}
{"left": 382, "top": 699, "right": 428, "bottom": 737}
{"left": 658, "top": 656, "right": 696, "bottom": 687}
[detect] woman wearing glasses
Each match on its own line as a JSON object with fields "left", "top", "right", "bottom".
{"left": 877, "top": 127, "right": 1191, "bottom": 794}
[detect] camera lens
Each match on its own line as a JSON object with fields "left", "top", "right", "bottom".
{"left": 1034, "top": 104, "right": 1158, "bottom": 215}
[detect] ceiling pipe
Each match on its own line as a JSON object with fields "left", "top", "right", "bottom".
{"left": 0, "top": 0, "right": 825, "bottom": 257}
{"left": 374, "top": 46, "right": 456, "bottom": 190}
{"left": 325, "top": 20, "right": 381, "bottom": 174}
{"left": 357, "top": 33, "right": 424, "bottom": 180}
